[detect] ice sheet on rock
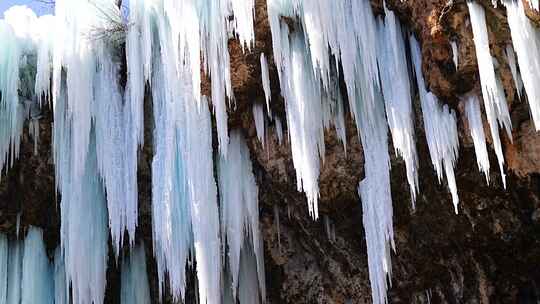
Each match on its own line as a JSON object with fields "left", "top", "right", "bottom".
{"left": 121, "top": 245, "right": 151, "bottom": 304}
{"left": 504, "top": 0, "right": 540, "bottom": 130}
{"left": 468, "top": 2, "right": 512, "bottom": 188}
{"left": 464, "top": 95, "right": 491, "bottom": 182}
{"left": 377, "top": 8, "right": 419, "bottom": 204}
{"left": 253, "top": 102, "right": 266, "bottom": 147}
{"left": 410, "top": 36, "right": 460, "bottom": 213}
{"left": 260, "top": 53, "right": 272, "bottom": 115}
{"left": 218, "top": 131, "right": 266, "bottom": 302}
{"left": 21, "top": 227, "right": 54, "bottom": 304}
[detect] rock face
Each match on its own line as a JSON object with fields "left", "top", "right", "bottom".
{"left": 0, "top": 0, "right": 539, "bottom": 303}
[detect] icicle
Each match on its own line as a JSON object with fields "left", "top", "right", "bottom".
{"left": 467, "top": 2, "right": 511, "bottom": 188}
{"left": 53, "top": 248, "right": 68, "bottom": 304}
{"left": 21, "top": 227, "right": 54, "bottom": 304}
{"left": 503, "top": 0, "right": 540, "bottom": 130}
{"left": 504, "top": 44, "right": 522, "bottom": 100}
{"left": 16, "top": 213, "right": 21, "bottom": 238}
{"left": 273, "top": 204, "right": 281, "bottom": 252}
{"left": 260, "top": 53, "right": 272, "bottom": 116}
{"left": 253, "top": 102, "right": 266, "bottom": 147}
{"left": 0, "top": 234, "right": 7, "bottom": 304}
{"left": 451, "top": 41, "right": 459, "bottom": 69}
{"left": 377, "top": 7, "right": 419, "bottom": 204}
{"left": 410, "top": 36, "right": 460, "bottom": 213}
{"left": 323, "top": 215, "right": 332, "bottom": 242}
{"left": 218, "top": 131, "right": 266, "bottom": 302}
{"left": 121, "top": 245, "right": 151, "bottom": 304}
{"left": 464, "top": 95, "right": 490, "bottom": 182}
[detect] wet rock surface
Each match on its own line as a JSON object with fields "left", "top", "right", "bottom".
{"left": 1, "top": 0, "right": 539, "bottom": 303}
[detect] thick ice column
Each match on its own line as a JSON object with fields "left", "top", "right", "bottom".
{"left": 504, "top": 0, "right": 540, "bottom": 130}
{"left": 150, "top": 48, "right": 192, "bottom": 302}
{"left": 464, "top": 95, "right": 491, "bottom": 182}
{"left": 377, "top": 8, "right": 419, "bottom": 204}
{"left": 121, "top": 245, "right": 151, "bottom": 304}
{"left": 218, "top": 131, "right": 266, "bottom": 302}
{"left": 0, "top": 234, "right": 7, "bottom": 304}
{"left": 410, "top": 36, "right": 460, "bottom": 212}
{"left": 21, "top": 227, "right": 54, "bottom": 304}
{"left": 467, "top": 2, "right": 512, "bottom": 188}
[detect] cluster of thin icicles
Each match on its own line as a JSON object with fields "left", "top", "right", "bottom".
{"left": 0, "top": 0, "right": 539, "bottom": 303}
{"left": 0, "top": 227, "right": 151, "bottom": 304}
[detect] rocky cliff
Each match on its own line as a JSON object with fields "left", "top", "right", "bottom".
{"left": 0, "top": 0, "right": 539, "bottom": 303}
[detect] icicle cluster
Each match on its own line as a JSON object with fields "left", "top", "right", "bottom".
{"left": 218, "top": 131, "right": 266, "bottom": 303}
{"left": 377, "top": 5, "right": 419, "bottom": 204}
{"left": 0, "top": 6, "right": 53, "bottom": 174}
{"left": 410, "top": 36, "right": 460, "bottom": 213}
{"left": 503, "top": 0, "right": 540, "bottom": 130}
{"left": 467, "top": 2, "right": 512, "bottom": 188}
{"left": 0, "top": 228, "right": 68, "bottom": 304}
{"left": 464, "top": 94, "right": 490, "bottom": 182}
